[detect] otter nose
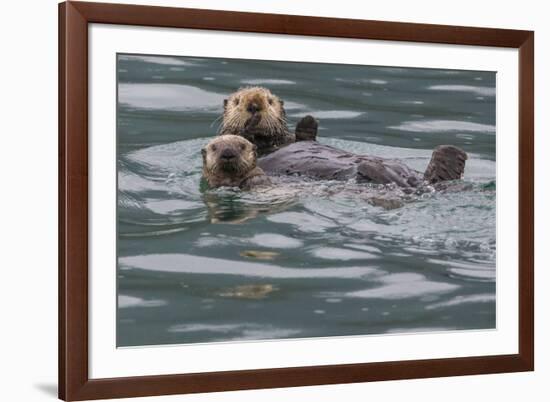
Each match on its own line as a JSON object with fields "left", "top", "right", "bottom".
{"left": 247, "top": 103, "right": 261, "bottom": 114}
{"left": 220, "top": 148, "right": 237, "bottom": 160}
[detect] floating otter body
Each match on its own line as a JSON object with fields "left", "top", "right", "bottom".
{"left": 201, "top": 135, "right": 271, "bottom": 190}
{"left": 259, "top": 142, "right": 467, "bottom": 187}
{"left": 220, "top": 87, "right": 467, "bottom": 187}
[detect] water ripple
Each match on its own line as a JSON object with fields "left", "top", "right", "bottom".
{"left": 389, "top": 120, "right": 495, "bottom": 134}
{"left": 120, "top": 253, "right": 380, "bottom": 279}
{"left": 119, "top": 83, "right": 226, "bottom": 111}
{"left": 344, "top": 273, "right": 459, "bottom": 299}
{"left": 428, "top": 85, "right": 496, "bottom": 97}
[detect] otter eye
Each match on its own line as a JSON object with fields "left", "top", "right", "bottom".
{"left": 234, "top": 98, "right": 240, "bottom": 105}
{"left": 240, "top": 143, "right": 246, "bottom": 150}
{"left": 211, "top": 145, "right": 217, "bottom": 151}
{"left": 268, "top": 98, "right": 274, "bottom": 105}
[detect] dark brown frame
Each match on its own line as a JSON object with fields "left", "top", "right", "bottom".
{"left": 59, "top": 1, "right": 534, "bottom": 400}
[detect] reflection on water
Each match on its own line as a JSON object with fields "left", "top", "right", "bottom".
{"left": 117, "top": 54, "right": 496, "bottom": 347}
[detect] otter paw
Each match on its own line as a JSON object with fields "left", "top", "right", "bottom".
{"left": 243, "top": 113, "right": 262, "bottom": 131}
{"left": 295, "top": 115, "right": 318, "bottom": 142}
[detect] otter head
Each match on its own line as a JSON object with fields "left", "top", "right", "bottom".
{"left": 221, "top": 87, "right": 287, "bottom": 137}
{"left": 202, "top": 135, "right": 258, "bottom": 184}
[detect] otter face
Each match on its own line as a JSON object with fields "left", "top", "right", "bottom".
{"left": 202, "top": 135, "right": 258, "bottom": 178}
{"left": 221, "top": 87, "right": 286, "bottom": 135}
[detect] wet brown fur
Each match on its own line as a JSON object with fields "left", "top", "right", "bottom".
{"left": 202, "top": 135, "right": 271, "bottom": 189}
{"left": 219, "top": 88, "right": 467, "bottom": 187}
{"left": 219, "top": 87, "right": 295, "bottom": 154}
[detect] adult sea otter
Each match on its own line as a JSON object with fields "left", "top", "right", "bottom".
{"left": 219, "top": 87, "right": 467, "bottom": 187}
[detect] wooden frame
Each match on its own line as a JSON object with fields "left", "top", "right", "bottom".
{"left": 59, "top": 1, "right": 534, "bottom": 400}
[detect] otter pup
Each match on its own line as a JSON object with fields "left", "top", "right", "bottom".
{"left": 219, "top": 86, "right": 318, "bottom": 155}
{"left": 202, "top": 135, "right": 271, "bottom": 190}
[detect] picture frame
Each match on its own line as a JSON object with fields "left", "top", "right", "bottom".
{"left": 59, "top": 1, "right": 534, "bottom": 400}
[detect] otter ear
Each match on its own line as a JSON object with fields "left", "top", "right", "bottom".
{"left": 279, "top": 99, "right": 284, "bottom": 107}
{"left": 223, "top": 99, "right": 228, "bottom": 110}
{"left": 201, "top": 147, "right": 207, "bottom": 158}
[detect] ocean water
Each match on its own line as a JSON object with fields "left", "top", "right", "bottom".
{"left": 117, "top": 54, "right": 496, "bottom": 347}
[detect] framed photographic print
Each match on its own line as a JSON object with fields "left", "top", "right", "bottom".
{"left": 59, "top": 1, "right": 534, "bottom": 400}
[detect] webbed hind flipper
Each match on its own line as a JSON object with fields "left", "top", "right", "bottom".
{"left": 424, "top": 145, "right": 468, "bottom": 184}
{"left": 295, "top": 115, "right": 318, "bottom": 141}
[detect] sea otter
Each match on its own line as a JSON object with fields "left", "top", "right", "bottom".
{"left": 201, "top": 134, "right": 271, "bottom": 190}
{"left": 259, "top": 142, "right": 468, "bottom": 187}
{"left": 219, "top": 86, "right": 317, "bottom": 155}
{"left": 220, "top": 87, "right": 467, "bottom": 187}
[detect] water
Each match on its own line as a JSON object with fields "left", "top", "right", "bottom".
{"left": 117, "top": 54, "right": 496, "bottom": 347}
